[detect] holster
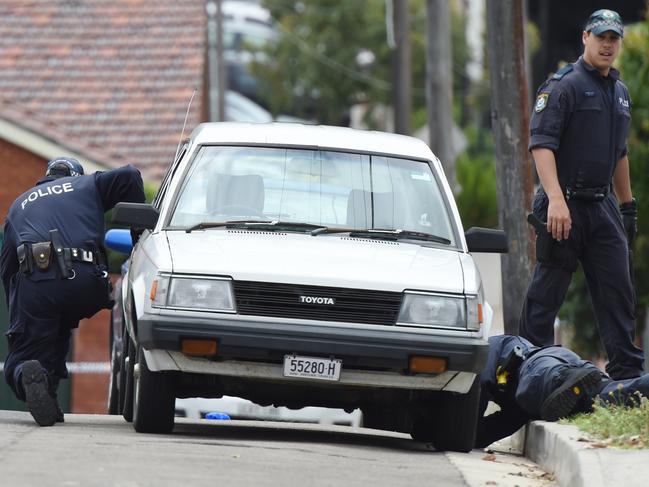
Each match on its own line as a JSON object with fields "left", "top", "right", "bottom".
{"left": 527, "top": 213, "right": 554, "bottom": 263}
{"left": 17, "top": 244, "right": 33, "bottom": 273}
{"left": 49, "top": 229, "right": 73, "bottom": 279}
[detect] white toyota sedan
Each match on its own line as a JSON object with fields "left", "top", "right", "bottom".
{"left": 106, "top": 122, "right": 507, "bottom": 452}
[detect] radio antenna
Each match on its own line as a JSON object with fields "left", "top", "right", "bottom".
{"left": 174, "top": 88, "right": 197, "bottom": 161}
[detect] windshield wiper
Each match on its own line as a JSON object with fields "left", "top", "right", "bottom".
{"left": 185, "top": 220, "right": 329, "bottom": 234}
{"left": 310, "top": 226, "right": 353, "bottom": 236}
{"left": 261, "top": 221, "right": 329, "bottom": 232}
{"left": 185, "top": 222, "right": 450, "bottom": 244}
{"left": 185, "top": 220, "right": 270, "bottom": 233}
{"left": 348, "top": 228, "right": 451, "bottom": 245}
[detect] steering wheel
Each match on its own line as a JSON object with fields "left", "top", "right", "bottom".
{"left": 211, "top": 205, "right": 266, "bottom": 219}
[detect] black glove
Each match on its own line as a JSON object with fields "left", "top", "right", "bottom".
{"left": 619, "top": 198, "right": 637, "bottom": 245}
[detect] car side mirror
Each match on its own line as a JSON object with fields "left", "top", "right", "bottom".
{"left": 104, "top": 228, "right": 133, "bottom": 255}
{"left": 112, "top": 202, "right": 159, "bottom": 229}
{"left": 465, "top": 227, "right": 508, "bottom": 253}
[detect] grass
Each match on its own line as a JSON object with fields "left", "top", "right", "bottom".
{"left": 562, "top": 390, "right": 649, "bottom": 449}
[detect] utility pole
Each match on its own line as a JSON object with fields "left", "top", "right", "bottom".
{"left": 426, "top": 0, "right": 456, "bottom": 193}
{"left": 207, "top": 0, "right": 227, "bottom": 121}
{"left": 485, "top": 0, "right": 534, "bottom": 335}
{"left": 391, "top": 0, "right": 411, "bottom": 135}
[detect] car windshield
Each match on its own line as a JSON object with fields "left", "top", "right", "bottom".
{"left": 168, "top": 146, "right": 456, "bottom": 245}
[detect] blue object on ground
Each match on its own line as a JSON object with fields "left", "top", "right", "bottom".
{"left": 205, "top": 412, "right": 231, "bottom": 420}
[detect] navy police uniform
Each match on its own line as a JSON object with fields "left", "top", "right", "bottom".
{"left": 1, "top": 164, "right": 145, "bottom": 407}
{"left": 477, "top": 335, "right": 603, "bottom": 448}
{"left": 519, "top": 56, "right": 644, "bottom": 380}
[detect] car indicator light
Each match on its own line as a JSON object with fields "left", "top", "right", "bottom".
{"left": 409, "top": 356, "right": 447, "bottom": 374}
{"left": 150, "top": 280, "right": 158, "bottom": 301}
{"left": 182, "top": 339, "right": 218, "bottom": 357}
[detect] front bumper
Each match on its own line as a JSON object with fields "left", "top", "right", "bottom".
{"left": 136, "top": 312, "right": 488, "bottom": 393}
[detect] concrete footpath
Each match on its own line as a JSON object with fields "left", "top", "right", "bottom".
{"left": 524, "top": 420, "right": 649, "bottom": 487}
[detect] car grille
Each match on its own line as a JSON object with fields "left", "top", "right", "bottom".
{"left": 233, "top": 280, "right": 402, "bottom": 325}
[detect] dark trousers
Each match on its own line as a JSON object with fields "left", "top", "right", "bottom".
{"left": 520, "top": 191, "right": 644, "bottom": 380}
{"left": 599, "top": 374, "right": 649, "bottom": 406}
{"left": 515, "top": 346, "right": 603, "bottom": 416}
{"left": 3, "top": 263, "right": 110, "bottom": 400}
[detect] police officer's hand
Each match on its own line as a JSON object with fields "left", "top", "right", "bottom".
{"left": 547, "top": 197, "right": 571, "bottom": 241}
{"left": 619, "top": 199, "right": 637, "bottom": 245}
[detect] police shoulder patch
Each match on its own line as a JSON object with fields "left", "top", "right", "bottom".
{"left": 534, "top": 93, "right": 549, "bottom": 113}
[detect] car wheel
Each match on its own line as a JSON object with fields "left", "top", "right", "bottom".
{"left": 361, "top": 402, "right": 410, "bottom": 433}
{"left": 361, "top": 405, "right": 387, "bottom": 430}
{"left": 132, "top": 346, "right": 176, "bottom": 434}
{"left": 411, "top": 376, "right": 480, "bottom": 452}
{"left": 116, "top": 319, "right": 128, "bottom": 416}
{"left": 107, "top": 339, "right": 120, "bottom": 415}
{"left": 122, "top": 335, "right": 136, "bottom": 422}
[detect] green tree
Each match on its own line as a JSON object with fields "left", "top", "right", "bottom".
{"left": 257, "top": 0, "right": 471, "bottom": 127}
{"left": 455, "top": 125, "right": 498, "bottom": 229}
{"left": 619, "top": 19, "right": 649, "bottom": 318}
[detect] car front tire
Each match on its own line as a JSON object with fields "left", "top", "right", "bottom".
{"left": 122, "top": 335, "right": 136, "bottom": 422}
{"left": 107, "top": 339, "right": 120, "bottom": 415}
{"left": 132, "top": 346, "right": 176, "bottom": 434}
{"left": 410, "top": 376, "right": 481, "bottom": 452}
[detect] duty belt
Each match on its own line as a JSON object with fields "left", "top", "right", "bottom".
{"left": 17, "top": 241, "right": 100, "bottom": 275}
{"left": 564, "top": 185, "right": 610, "bottom": 202}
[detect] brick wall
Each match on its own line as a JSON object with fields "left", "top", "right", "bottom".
{"left": 70, "top": 309, "right": 111, "bottom": 414}
{"left": 0, "top": 138, "right": 47, "bottom": 221}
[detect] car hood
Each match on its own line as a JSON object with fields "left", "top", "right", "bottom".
{"left": 165, "top": 230, "right": 466, "bottom": 293}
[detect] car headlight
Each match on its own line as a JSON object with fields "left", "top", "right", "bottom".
{"left": 397, "top": 292, "right": 482, "bottom": 330}
{"left": 151, "top": 274, "right": 235, "bottom": 312}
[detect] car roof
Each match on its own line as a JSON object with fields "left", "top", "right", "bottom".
{"left": 188, "top": 122, "right": 436, "bottom": 161}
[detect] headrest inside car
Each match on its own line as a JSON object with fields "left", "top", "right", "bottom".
{"left": 207, "top": 174, "right": 265, "bottom": 216}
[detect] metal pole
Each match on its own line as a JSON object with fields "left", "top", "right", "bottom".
{"left": 206, "top": 0, "right": 227, "bottom": 121}
{"left": 426, "top": 0, "right": 456, "bottom": 192}
{"left": 392, "top": 0, "right": 411, "bottom": 135}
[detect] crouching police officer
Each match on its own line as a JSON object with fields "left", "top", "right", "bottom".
{"left": 519, "top": 9, "right": 644, "bottom": 380}
{"left": 476, "top": 335, "right": 604, "bottom": 448}
{"left": 0, "top": 157, "right": 145, "bottom": 426}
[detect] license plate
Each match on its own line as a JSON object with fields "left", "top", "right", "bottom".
{"left": 283, "top": 355, "right": 342, "bottom": 381}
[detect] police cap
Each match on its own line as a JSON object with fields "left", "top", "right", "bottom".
{"left": 45, "top": 157, "right": 85, "bottom": 178}
{"left": 585, "top": 9, "right": 624, "bottom": 38}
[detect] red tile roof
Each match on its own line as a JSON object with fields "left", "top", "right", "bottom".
{"left": 0, "top": 0, "right": 206, "bottom": 181}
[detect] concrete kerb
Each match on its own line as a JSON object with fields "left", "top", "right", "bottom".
{"left": 524, "top": 420, "right": 649, "bottom": 487}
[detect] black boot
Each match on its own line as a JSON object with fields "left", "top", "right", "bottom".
{"left": 47, "top": 373, "right": 65, "bottom": 423}
{"left": 540, "top": 367, "right": 603, "bottom": 422}
{"left": 56, "top": 404, "right": 65, "bottom": 423}
{"left": 21, "top": 360, "right": 59, "bottom": 427}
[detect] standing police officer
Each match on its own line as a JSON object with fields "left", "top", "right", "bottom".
{"left": 1, "top": 157, "right": 145, "bottom": 426}
{"left": 519, "top": 9, "right": 644, "bottom": 380}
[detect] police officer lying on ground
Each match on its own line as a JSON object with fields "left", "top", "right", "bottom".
{"left": 0, "top": 157, "right": 145, "bottom": 426}
{"left": 519, "top": 8, "right": 644, "bottom": 381}
{"left": 476, "top": 334, "right": 649, "bottom": 449}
